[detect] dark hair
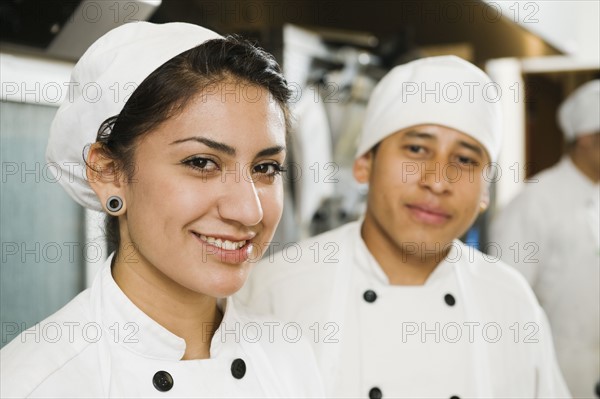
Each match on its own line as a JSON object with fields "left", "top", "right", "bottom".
{"left": 92, "top": 36, "right": 291, "bottom": 252}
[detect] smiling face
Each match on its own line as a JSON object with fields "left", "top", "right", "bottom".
{"left": 112, "top": 82, "right": 286, "bottom": 298}
{"left": 354, "top": 124, "right": 490, "bottom": 266}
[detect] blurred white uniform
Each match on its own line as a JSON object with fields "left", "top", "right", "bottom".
{"left": 238, "top": 221, "right": 570, "bottom": 398}
{"left": 491, "top": 157, "right": 600, "bottom": 398}
{"left": 1, "top": 255, "right": 325, "bottom": 398}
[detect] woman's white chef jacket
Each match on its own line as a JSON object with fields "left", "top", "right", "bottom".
{"left": 491, "top": 156, "right": 600, "bottom": 398}
{"left": 0, "top": 254, "right": 324, "bottom": 398}
{"left": 237, "top": 221, "right": 571, "bottom": 398}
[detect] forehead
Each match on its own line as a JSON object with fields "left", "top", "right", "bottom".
{"left": 147, "top": 83, "right": 286, "bottom": 149}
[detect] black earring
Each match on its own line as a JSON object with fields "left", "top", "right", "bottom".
{"left": 106, "top": 195, "right": 123, "bottom": 213}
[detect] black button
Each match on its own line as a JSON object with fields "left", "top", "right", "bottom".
{"left": 152, "top": 370, "right": 173, "bottom": 392}
{"left": 450, "top": 396, "right": 461, "bottom": 399}
{"left": 369, "top": 387, "right": 382, "bottom": 399}
{"left": 363, "top": 290, "right": 377, "bottom": 303}
{"left": 444, "top": 293, "right": 456, "bottom": 306}
{"left": 231, "top": 358, "right": 246, "bottom": 379}
{"left": 595, "top": 379, "right": 600, "bottom": 398}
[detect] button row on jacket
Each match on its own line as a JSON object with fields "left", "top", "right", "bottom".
{"left": 363, "top": 290, "right": 456, "bottom": 307}
{"left": 152, "top": 358, "right": 247, "bottom": 392}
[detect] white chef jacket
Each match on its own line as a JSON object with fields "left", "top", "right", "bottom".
{"left": 0, "top": 254, "right": 324, "bottom": 398}
{"left": 491, "top": 156, "right": 600, "bottom": 398}
{"left": 237, "top": 221, "right": 571, "bottom": 398}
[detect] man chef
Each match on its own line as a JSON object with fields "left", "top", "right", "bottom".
{"left": 491, "top": 79, "right": 600, "bottom": 398}
{"left": 237, "top": 55, "right": 570, "bottom": 398}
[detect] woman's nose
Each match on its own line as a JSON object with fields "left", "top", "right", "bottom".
{"left": 217, "top": 169, "right": 263, "bottom": 226}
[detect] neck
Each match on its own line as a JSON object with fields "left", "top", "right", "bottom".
{"left": 570, "top": 150, "right": 600, "bottom": 183}
{"left": 360, "top": 221, "right": 448, "bottom": 286}
{"left": 112, "top": 244, "right": 222, "bottom": 360}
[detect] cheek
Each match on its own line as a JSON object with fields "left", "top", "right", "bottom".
{"left": 258, "top": 183, "right": 284, "bottom": 226}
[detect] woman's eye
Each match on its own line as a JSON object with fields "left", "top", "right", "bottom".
{"left": 182, "top": 157, "right": 218, "bottom": 172}
{"left": 253, "top": 162, "right": 285, "bottom": 177}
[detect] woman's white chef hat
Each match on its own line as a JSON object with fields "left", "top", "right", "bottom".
{"left": 46, "top": 22, "right": 222, "bottom": 211}
{"left": 356, "top": 55, "right": 503, "bottom": 162}
{"left": 557, "top": 79, "right": 600, "bottom": 142}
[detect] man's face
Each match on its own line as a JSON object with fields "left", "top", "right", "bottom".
{"left": 354, "top": 124, "right": 491, "bottom": 263}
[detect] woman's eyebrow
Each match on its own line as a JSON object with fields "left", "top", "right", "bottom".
{"left": 170, "top": 137, "right": 236, "bottom": 156}
{"left": 256, "top": 146, "right": 286, "bottom": 158}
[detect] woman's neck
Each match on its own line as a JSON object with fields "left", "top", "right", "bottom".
{"left": 111, "top": 248, "right": 222, "bottom": 360}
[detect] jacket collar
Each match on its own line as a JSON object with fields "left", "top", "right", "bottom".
{"left": 90, "top": 253, "right": 240, "bottom": 361}
{"left": 353, "top": 221, "right": 459, "bottom": 287}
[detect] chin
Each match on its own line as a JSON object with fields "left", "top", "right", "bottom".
{"left": 193, "top": 270, "right": 249, "bottom": 298}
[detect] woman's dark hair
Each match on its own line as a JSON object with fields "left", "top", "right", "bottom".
{"left": 92, "top": 36, "right": 292, "bottom": 252}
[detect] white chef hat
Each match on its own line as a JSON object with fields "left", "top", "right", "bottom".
{"left": 557, "top": 79, "right": 600, "bottom": 142}
{"left": 46, "top": 22, "right": 222, "bottom": 211}
{"left": 356, "top": 55, "right": 503, "bottom": 162}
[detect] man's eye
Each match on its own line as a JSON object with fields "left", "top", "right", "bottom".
{"left": 457, "top": 156, "right": 479, "bottom": 166}
{"left": 406, "top": 145, "right": 426, "bottom": 154}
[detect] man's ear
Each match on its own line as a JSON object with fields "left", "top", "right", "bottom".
{"left": 353, "top": 150, "right": 374, "bottom": 184}
{"left": 86, "top": 143, "right": 126, "bottom": 215}
{"left": 479, "top": 186, "right": 490, "bottom": 213}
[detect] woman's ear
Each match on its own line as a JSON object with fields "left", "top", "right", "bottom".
{"left": 86, "top": 143, "right": 127, "bottom": 215}
{"left": 353, "top": 151, "right": 374, "bottom": 184}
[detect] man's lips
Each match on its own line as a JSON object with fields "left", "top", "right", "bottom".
{"left": 405, "top": 204, "right": 451, "bottom": 225}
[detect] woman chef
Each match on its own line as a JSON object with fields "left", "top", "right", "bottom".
{"left": 0, "top": 22, "right": 324, "bottom": 398}
{"left": 238, "top": 56, "right": 571, "bottom": 398}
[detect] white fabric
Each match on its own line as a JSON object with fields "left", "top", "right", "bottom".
{"left": 356, "top": 55, "right": 503, "bottom": 161}
{"left": 0, "top": 255, "right": 324, "bottom": 398}
{"left": 558, "top": 80, "right": 600, "bottom": 141}
{"left": 46, "top": 22, "right": 222, "bottom": 211}
{"left": 289, "top": 87, "right": 334, "bottom": 237}
{"left": 237, "top": 221, "right": 571, "bottom": 398}
{"left": 491, "top": 157, "right": 600, "bottom": 398}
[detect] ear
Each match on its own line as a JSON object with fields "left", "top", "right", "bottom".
{"left": 86, "top": 143, "right": 127, "bottom": 215}
{"left": 479, "top": 186, "right": 490, "bottom": 213}
{"left": 353, "top": 151, "right": 374, "bottom": 184}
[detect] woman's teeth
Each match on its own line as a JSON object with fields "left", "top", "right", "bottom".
{"left": 198, "top": 234, "right": 247, "bottom": 250}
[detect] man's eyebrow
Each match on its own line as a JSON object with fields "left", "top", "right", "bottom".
{"left": 458, "top": 140, "right": 484, "bottom": 156}
{"left": 170, "top": 137, "right": 236, "bottom": 156}
{"left": 403, "top": 131, "right": 436, "bottom": 140}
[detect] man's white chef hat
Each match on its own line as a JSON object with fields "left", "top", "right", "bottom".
{"left": 356, "top": 55, "right": 503, "bottom": 162}
{"left": 46, "top": 22, "right": 222, "bottom": 211}
{"left": 557, "top": 79, "right": 600, "bottom": 142}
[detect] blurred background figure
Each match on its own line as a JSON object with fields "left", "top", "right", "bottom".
{"left": 491, "top": 79, "right": 600, "bottom": 399}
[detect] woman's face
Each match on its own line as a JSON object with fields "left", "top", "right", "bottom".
{"left": 118, "top": 82, "right": 286, "bottom": 298}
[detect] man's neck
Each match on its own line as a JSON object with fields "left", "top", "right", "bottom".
{"left": 360, "top": 222, "right": 449, "bottom": 286}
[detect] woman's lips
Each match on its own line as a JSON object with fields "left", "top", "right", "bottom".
{"left": 405, "top": 204, "right": 451, "bottom": 225}
{"left": 191, "top": 232, "right": 254, "bottom": 264}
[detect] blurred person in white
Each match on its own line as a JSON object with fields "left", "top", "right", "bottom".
{"left": 0, "top": 22, "right": 325, "bottom": 398}
{"left": 491, "top": 79, "right": 600, "bottom": 398}
{"left": 238, "top": 55, "right": 570, "bottom": 398}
